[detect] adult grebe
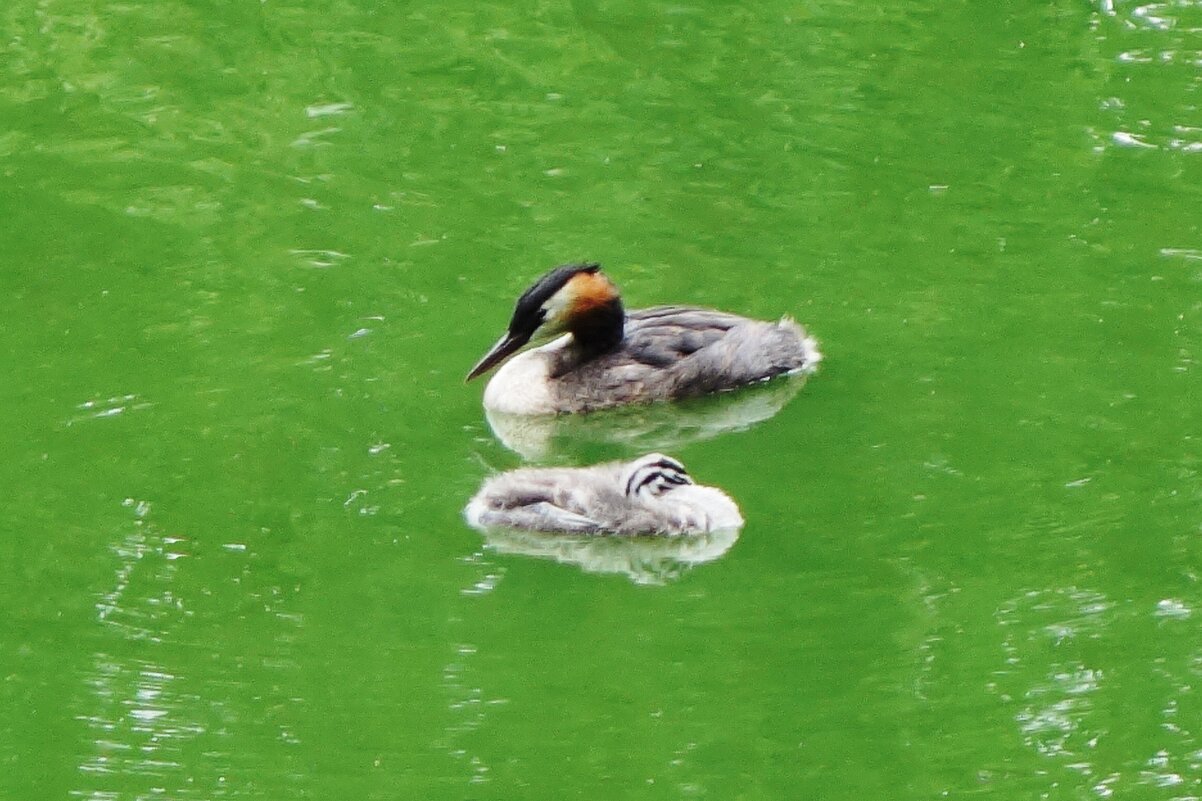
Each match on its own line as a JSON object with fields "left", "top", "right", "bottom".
{"left": 464, "top": 453, "right": 743, "bottom": 536}
{"left": 465, "top": 263, "right": 820, "bottom": 414}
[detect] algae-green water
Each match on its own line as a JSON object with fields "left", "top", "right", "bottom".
{"left": 3, "top": 1, "right": 1202, "bottom": 798}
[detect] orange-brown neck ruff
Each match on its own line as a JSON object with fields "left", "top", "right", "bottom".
{"left": 564, "top": 271, "right": 624, "bottom": 355}
{"left": 566, "top": 270, "right": 618, "bottom": 312}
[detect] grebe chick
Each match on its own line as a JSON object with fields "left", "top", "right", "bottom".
{"left": 465, "top": 263, "right": 820, "bottom": 415}
{"left": 464, "top": 453, "right": 743, "bottom": 536}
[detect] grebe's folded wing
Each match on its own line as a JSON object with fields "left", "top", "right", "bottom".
{"left": 485, "top": 502, "right": 603, "bottom": 533}
{"left": 625, "top": 305, "right": 813, "bottom": 393}
{"left": 466, "top": 470, "right": 608, "bottom": 533}
{"left": 623, "top": 306, "right": 744, "bottom": 367}
{"left": 537, "top": 306, "right": 817, "bottom": 412}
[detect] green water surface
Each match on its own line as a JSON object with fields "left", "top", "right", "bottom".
{"left": 3, "top": 0, "right": 1202, "bottom": 798}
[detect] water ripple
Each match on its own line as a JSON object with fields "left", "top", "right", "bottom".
{"left": 993, "top": 587, "right": 1202, "bottom": 796}
{"left": 1092, "top": 0, "right": 1202, "bottom": 155}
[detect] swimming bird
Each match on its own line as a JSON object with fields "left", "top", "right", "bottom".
{"left": 465, "top": 263, "right": 820, "bottom": 414}
{"left": 464, "top": 453, "right": 744, "bottom": 536}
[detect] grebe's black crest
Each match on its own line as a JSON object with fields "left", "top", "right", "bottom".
{"left": 466, "top": 262, "right": 613, "bottom": 381}
{"left": 511, "top": 263, "right": 601, "bottom": 332}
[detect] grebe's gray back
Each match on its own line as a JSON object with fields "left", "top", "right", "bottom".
{"left": 541, "top": 305, "right": 817, "bottom": 412}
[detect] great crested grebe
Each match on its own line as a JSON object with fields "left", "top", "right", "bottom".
{"left": 464, "top": 453, "right": 743, "bottom": 536}
{"left": 465, "top": 263, "right": 820, "bottom": 415}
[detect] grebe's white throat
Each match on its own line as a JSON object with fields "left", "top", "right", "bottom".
{"left": 479, "top": 335, "right": 570, "bottom": 416}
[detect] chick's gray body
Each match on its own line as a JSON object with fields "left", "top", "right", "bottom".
{"left": 464, "top": 455, "right": 743, "bottom": 535}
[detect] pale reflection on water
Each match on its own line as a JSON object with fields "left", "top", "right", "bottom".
{"left": 76, "top": 502, "right": 202, "bottom": 798}
{"left": 993, "top": 587, "right": 1202, "bottom": 797}
{"left": 74, "top": 500, "right": 306, "bottom": 800}
{"left": 474, "top": 527, "right": 740, "bottom": 586}
{"left": 438, "top": 640, "right": 505, "bottom": 786}
{"left": 484, "top": 374, "right": 808, "bottom": 462}
{"left": 1090, "top": 0, "right": 1202, "bottom": 155}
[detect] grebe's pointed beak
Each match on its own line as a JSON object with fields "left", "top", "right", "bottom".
{"left": 466, "top": 330, "right": 529, "bottom": 382}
